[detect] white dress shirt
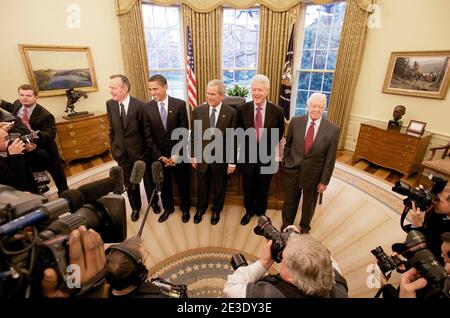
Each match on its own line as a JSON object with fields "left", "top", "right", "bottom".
{"left": 18, "top": 104, "right": 37, "bottom": 121}
{"left": 305, "top": 115, "right": 322, "bottom": 141}
{"left": 223, "top": 260, "right": 268, "bottom": 298}
{"left": 119, "top": 94, "right": 131, "bottom": 114}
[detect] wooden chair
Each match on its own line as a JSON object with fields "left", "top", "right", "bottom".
{"left": 417, "top": 141, "right": 450, "bottom": 184}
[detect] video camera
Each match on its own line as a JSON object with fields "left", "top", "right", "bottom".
{"left": 371, "top": 246, "right": 405, "bottom": 277}
{"left": 8, "top": 131, "right": 40, "bottom": 144}
{"left": 253, "top": 216, "right": 295, "bottom": 263}
{"left": 0, "top": 180, "right": 126, "bottom": 298}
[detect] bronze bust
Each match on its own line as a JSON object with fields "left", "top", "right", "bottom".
{"left": 388, "top": 105, "right": 406, "bottom": 128}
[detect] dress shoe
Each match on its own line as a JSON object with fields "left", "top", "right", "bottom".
{"left": 152, "top": 204, "right": 161, "bottom": 214}
{"left": 300, "top": 227, "right": 310, "bottom": 234}
{"left": 193, "top": 212, "right": 204, "bottom": 224}
{"left": 158, "top": 210, "right": 173, "bottom": 223}
{"left": 211, "top": 212, "right": 220, "bottom": 225}
{"left": 240, "top": 213, "right": 253, "bottom": 226}
{"left": 181, "top": 211, "right": 190, "bottom": 223}
{"left": 131, "top": 210, "right": 140, "bottom": 222}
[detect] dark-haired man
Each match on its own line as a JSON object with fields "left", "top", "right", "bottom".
{"left": 144, "top": 74, "right": 191, "bottom": 223}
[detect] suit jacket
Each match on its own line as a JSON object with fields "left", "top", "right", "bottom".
{"left": 143, "top": 96, "right": 188, "bottom": 160}
{"left": 1, "top": 100, "right": 58, "bottom": 151}
{"left": 0, "top": 101, "right": 30, "bottom": 136}
{"left": 191, "top": 103, "right": 237, "bottom": 173}
{"left": 236, "top": 101, "right": 285, "bottom": 176}
{"left": 106, "top": 96, "right": 147, "bottom": 166}
{"left": 282, "top": 115, "right": 339, "bottom": 190}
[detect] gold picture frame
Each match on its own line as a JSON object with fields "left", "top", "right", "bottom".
{"left": 19, "top": 44, "right": 98, "bottom": 97}
{"left": 382, "top": 50, "right": 450, "bottom": 99}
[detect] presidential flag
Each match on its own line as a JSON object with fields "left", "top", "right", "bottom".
{"left": 279, "top": 24, "right": 295, "bottom": 119}
{"left": 186, "top": 26, "right": 198, "bottom": 108}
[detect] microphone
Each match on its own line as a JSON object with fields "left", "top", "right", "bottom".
{"left": 129, "top": 160, "right": 146, "bottom": 190}
{"left": 60, "top": 189, "right": 86, "bottom": 211}
{"left": 109, "top": 166, "right": 124, "bottom": 194}
{"left": 151, "top": 161, "right": 164, "bottom": 212}
{"left": 0, "top": 198, "right": 69, "bottom": 236}
{"left": 77, "top": 177, "right": 116, "bottom": 203}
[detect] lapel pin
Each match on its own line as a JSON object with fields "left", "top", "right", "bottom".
{"left": 222, "top": 114, "right": 226, "bottom": 117}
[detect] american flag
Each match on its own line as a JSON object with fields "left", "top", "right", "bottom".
{"left": 186, "top": 26, "right": 198, "bottom": 108}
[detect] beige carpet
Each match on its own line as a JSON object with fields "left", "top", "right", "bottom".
{"left": 57, "top": 161, "right": 407, "bottom": 298}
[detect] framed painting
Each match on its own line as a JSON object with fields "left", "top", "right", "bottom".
{"left": 19, "top": 44, "right": 98, "bottom": 97}
{"left": 382, "top": 50, "right": 450, "bottom": 99}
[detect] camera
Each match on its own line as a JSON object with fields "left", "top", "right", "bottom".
{"left": 0, "top": 183, "right": 126, "bottom": 297}
{"left": 392, "top": 230, "right": 449, "bottom": 298}
{"left": 150, "top": 277, "right": 188, "bottom": 298}
{"left": 230, "top": 253, "right": 248, "bottom": 270}
{"left": 253, "top": 216, "right": 295, "bottom": 263}
{"left": 8, "top": 131, "right": 40, "bottom": 144}
{"left": 371, "top": 246, "right": 405, "bottom": 276}
{"left": 392, "top": 174, "right": 447, "bottom": 211}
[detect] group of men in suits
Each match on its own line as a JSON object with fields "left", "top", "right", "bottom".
{"left": 107, "top": 73, "right": 339, "bottom": 233}
{"left": 0, "top": 84, "right": 69, "bottom": 195}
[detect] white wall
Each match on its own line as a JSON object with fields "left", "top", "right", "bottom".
{"left": 0, "top": 0, "right": 123, "bottom": 118}
{"left": 347, "top": 0, "right": 450, "bottom": 149}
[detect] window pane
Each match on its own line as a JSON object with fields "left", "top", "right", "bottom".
{"left": 310, "top": 73, "right": 324, "bottom": 91}
{"left": 298, "top": 72, "right": 311, "bottom": 90}
{"left": 326, "top": 50, "right": 337, "bottom": 70}
{"left": 303, "top": 28, "right": 316, "bottom": 49}
{"left": 222, "top": 8, "right": 259, "bottom": 88}
{"left": 313, "top": 51, "right": 327, "bottom": 70}
{"left": 316, "top": 28, "right": 331, "bottom": 49}
{"left": 305, "top": 5, "right": 320, "bottom": 27}
{"left": 319, "top": 4, "right": 334, "bottom": 26}
{"left": 301, "top": 50, "right": 313, "bottom": 69}
{"left": 329, "top": 27, "right": 341, "bottom": 49}
{"left": 333, "top": 2, "right": 346, "bottom": 26}
{"left": 323, "top": 73, "right": 333, "bottom": 92}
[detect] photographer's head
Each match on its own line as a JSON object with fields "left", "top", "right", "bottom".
{"left": 280, "top": 234, "right": 334, "bottom": 297}
{"left": 105, "top": 236, "right": 149, "bottom": 293}
{"left": 434, "top": 186, "right": 450, "bottom": 215}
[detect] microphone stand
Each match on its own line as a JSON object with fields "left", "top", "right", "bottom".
{"left": 137, "top": 184, "right": 161, "bottom": 238}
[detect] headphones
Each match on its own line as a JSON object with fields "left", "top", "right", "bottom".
{"left": 105, "top": 243, "right": 148, "bottom": 288}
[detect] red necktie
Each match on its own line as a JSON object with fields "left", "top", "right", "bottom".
{"left": 304, "top": 121, "right": 315, "bottom": 155}
{"left": 22, "top": 107, "right": 29, "bottom": 123}
{"left": 255, "top": 107, "right": 262, "bottom": 141}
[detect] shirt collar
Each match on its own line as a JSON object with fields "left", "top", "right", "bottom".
{"left": 210, "top": 102, "right": 222, "bottom": 113}
{"left": 307, "top": 115, "right": 322, "bottom": 127}
{"left": 120, "top": 95, "right": 130, "bottom": 107}
{"left": 254, "top": 100, "right": 267, "bottom": 112}
{"left": 22, "top": 103, "right": 36, "bottom": 114}
{"left": 158, "top": 95, "right": 169, "bottom": 107}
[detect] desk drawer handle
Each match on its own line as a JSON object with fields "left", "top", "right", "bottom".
{"left": 74, "top": 150, "right": 80, "bottom": 154}
{"left": 102, "top": 133, "right": 106, "bottom": 137}
{"left": 100, "top": 125, "right": 105, "bottom": 129}
{"left": 67, "top": 124, "right": 74, "bottom": 129}
{"left": 104, "top": 142, "right": 109, "bottom": 146}
{"left": 72, "top": 140, "right": 78, "bottom": 144}
{"left": 69, "top": 132, "right": 76, "bottom": 136}
{"left": 99, "top": 119, "right": 104, "bottom": 123}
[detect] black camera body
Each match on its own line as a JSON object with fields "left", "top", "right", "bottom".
{"left": 0, "top": 185, "right": 126, "bottom": 297}
{"left": 392, "top": 175, "right": 447, "bottom": 211}
{"left": 392, "top": 230, "right": 449, "bottom": 298}
{"left": 253, "top": 216, "right": 294, "bottom": 263}
{"left": 371, "top": 246, "right": 405, "bottom": 276}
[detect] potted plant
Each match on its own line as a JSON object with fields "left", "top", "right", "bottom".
{"left": 226, "top": 85, "right": 249, "bottom": 98}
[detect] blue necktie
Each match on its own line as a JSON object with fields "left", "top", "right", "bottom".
{"left": 159, "top": 102, "right": 167, "bottom": 130}
{"left": 210, "top": 108, "right": 216, "bottom": 128}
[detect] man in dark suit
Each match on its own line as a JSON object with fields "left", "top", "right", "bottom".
{"left": 237, "top": 74, "right": 285, "bottom": 226}
{"left": 144, "top": 74, "right": 191, "bottom": 223}
{"left": 191, "top": 79, "right": 237, "bottom": 225}
{"left": 107, "top": 74, "right": 153, "bottom": 222}
{"left": 281, "top": 93, "right": 339, "bottom": 234}
{"left": 0, "top": 84, "right": 69, "bottom": 195}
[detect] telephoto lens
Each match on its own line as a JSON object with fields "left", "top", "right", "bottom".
{"left": 231, "top": 253, "right": 248, "bottom": 270}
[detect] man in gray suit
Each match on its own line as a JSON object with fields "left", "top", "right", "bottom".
{"left": 281, "top": 93, "right": 339, "bottom": 234}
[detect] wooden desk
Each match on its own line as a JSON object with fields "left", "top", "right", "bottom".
{"left": 55, "top": 112, "right": 110, "bottom": 164}
{"left": 353, "top": 123, "right": 432, "bottom": 176}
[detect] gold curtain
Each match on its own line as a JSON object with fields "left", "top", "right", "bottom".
{"left": 326, "top": 0, "right": 373, "bottom": 149}
{"left": 258, "top": 4, "right": 300, "bottom": 104}
{"left": 183, "top": 5, "right": 222, "bottom": 104}
{"left": 115, "top": 0, "right": 150, "bottom": 101}
{"left": 118, "top": 1, "right": 374, "bottom": 14}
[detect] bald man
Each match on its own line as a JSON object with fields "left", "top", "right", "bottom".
{"left": 281, "top": 93, "right": 339, "bottom": 234}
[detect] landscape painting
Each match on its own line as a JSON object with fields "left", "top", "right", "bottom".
{"left": 383, "top": 51, "right": 450, "bottom": 99}
{"left": 19, "top": 45, "right": 98, "bottom": 97}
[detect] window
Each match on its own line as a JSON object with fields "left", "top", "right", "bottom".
{"left": 293, "top": 2, "right": 346, "bottom": 117}
{"left": 222, "top": 8, "right": 260, "bottom": 90}
{"left": 142, "top": 4, "right": 185, "bottom": 99}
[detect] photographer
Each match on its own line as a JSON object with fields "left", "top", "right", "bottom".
{"left": 223, "top": 230, "right": 348, "bottom": 298}
{"left": 105, "top": 236, "right": 169, "bottom": 298}
{"left": 40, "top": 225, "right": 108, "bottom": 298}
{"left": 398, "top": 232, "right": 450, "bottom": 298}
{"left": 408, "top": 186, "right": 450, "bottom": 263}
{"left": 0, "top": 128, "right": 38, "bottom": 193}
